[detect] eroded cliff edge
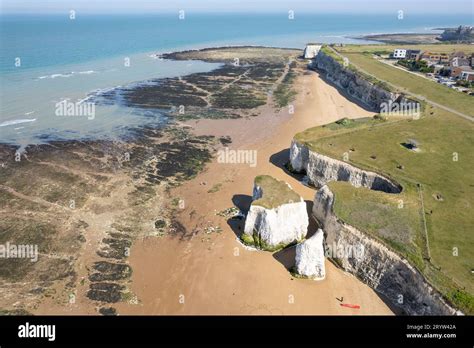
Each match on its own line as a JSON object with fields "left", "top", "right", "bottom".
{"left": 314, "top": 185, "right": 456, "bottom": 315}
{"left": 289, "top": 140, "right": 402, "bottom": 193}
{"left": 289, "top": 139, "right": 457, "bottom": 315}
{"left": 312, "top": 48, "right": 418, "bottom": 112}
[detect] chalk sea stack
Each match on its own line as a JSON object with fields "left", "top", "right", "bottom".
{"left": 242, "top": 175, "right": 308, "bottom": 251}
{"left": 295, "top": 228, "right": 326, "bottom": 280}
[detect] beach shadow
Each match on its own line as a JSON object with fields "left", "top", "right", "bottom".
{"left": 227, "top": 194, "right": 252, "bottom": 239}
{"left": 312, "top": 69, "right": 376, "bottom": 113}
{"left": 273, "top": 200, "right": 320, "bottom": 270}
{"left": 232, "top": 194, "right": 252, "bottom": 212}
{"left": 305, "top": 200, "right": 320, "bottom": 239}
{"left": 269, "top": 148, "right": 306, "bottom": 180}
{"left": 269, "top": 148, "right": 290, "bottom": 168}
{"left": 273, "top": 245, "right": 297, "bottom": 271}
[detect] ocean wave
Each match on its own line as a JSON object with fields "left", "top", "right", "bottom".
{"left": 36, "top": 70, "right": 97, "bottom": 80}
{"left": 78, "top": 70, "right": 95, "bottom": 75}
{"left": 0, "top": 118, "right": 37, "bottom": 127}
{"left": 88, "top": 85, "right": 122, "bottom": 97}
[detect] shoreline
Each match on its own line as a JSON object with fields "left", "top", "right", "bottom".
{"left": 114, "top": 65, "right": 392, "bottom": 315}
{"left": 1, "top": 46, "right": 392, "bottom": 315}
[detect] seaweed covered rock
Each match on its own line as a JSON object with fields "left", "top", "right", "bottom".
{"left": 295, "top": 228, "right": 326, "bottom": 280}
{"left": 242, "top": 175, "right": 308, "bottom": 251}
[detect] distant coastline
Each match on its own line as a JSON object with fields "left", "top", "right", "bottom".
{"left": 352, "top": 25, "right": 474, "bottom": 44}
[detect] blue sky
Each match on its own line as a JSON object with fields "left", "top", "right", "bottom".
{"left": 1, "top": 0, "right": 473, "bottom": 14}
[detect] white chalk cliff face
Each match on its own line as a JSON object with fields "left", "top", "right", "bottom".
{"left": 313, "top": 185, "right": 457, "bottom": 315}
{"left": 243, "top": 182, "right": 308, "bottom": 251}
{"left": 295, "top": 228, "right": 326, "bottom": 280}
{"left": 290, "top": 140, "right": 401, "bottom": 193}
{"left": 313, "top": 50, "right": 418, "bottom": 112}
{"left": 289, "top": 138, "right": 457, "bottom": 314}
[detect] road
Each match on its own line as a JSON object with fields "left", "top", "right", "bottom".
{"left": 328, "top": 47, "right": 474, "bottom": 122}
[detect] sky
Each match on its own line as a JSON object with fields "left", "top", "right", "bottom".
{"left": 1, "top": 0, "right": 473, "bottom": 15}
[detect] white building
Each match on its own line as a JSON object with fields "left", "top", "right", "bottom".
{"left": 461, "top": 71, "right": 474, "bottom": 81}
{"left": 393, "top": 49, "right": 407, "bottom": 59}
{"left": 304, "top": 44, "right": 322, "bottom": 59}
{"left": 451, "top": 57, "right": 470, "bottom": 68}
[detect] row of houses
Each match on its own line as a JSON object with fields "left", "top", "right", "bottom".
{"left": 391, "top": 49, "right": 474, "bottom": 81}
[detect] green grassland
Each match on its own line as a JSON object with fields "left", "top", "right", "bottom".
{"left": 295, "top": 106, "right": 474, "bottom": 312}
{"left": 331, "top": 46, "right": 474, "bottom": 117}
{"left": 252, "top": 175, "right": 301, "bottom": 209}
{"left": 338, "top": 44, "right": 474, "bottom": 55}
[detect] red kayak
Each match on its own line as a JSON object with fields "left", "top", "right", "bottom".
{"left": 340, "top": 303, "right": 360, "bottom": 309}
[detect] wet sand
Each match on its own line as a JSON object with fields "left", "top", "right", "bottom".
{"left": 116, "top": 69, "right": 393, "bottom": 315}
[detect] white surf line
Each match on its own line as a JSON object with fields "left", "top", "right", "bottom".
{"left": 0, "top": 118, "right": 36, "bottom": 127}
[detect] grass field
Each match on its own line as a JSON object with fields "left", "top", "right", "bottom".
{"left": 252, "top": 175, "right": 301, "bottom": 209}
{"left": 298, "top": 109, "right": 474, "bottom": 313}
{"left": 332, "top": 48, "right": 474, "bottom": 117}
{"left": 295, "top": 45, "right": 474, "bottom": 312}
{"left": 338, "top": 44, "right": 474, "bottom": 55}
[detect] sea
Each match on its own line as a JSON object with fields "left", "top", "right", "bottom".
{"left": 0, "top": 13, "right": 472, "bottom": 147}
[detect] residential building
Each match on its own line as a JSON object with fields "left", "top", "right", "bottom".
{"left": 406, "top": 50, "right": 422, "bottom": 60}
{"left": 450, "top": 51, "right": 467, "bottom": 59}
{"left": 421, "top": 52, "right": 449, "bottom": 64}
{"left": 461, "top": 71, "right": 474, "bottom": 81}
{"left": 432, "top": 64, "right": 446, "bottom": 74}
{"left": 392, "top": 49, "right": 407, "bottom": 59}
{"left": 451, "top": 66, "right": 473, "bottom": 78}
{"left": 451, "top": 57, "right": 470, "bottom": 67}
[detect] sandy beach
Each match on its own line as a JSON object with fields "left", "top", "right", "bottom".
{"left": 115, "top": 68, "right": 393, "bottom": 315}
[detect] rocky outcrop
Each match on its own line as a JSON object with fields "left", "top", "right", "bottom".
{"left": 243, "top": 177, "right": 308, "bottom": 251}
{"left": 312, "top": 50, "right": 417, "bottom": 112}
{"left": 295, "top": 228, "right": 326, "bottom": 280}
{"left": 312, "top": 185, "right": 457, "bottom": 315}
{"left": 289, "top": 140, "right": 401, "bottom": 193}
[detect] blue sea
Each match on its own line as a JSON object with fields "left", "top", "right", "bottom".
{"left": 1, "top": 13, "right": 472, "bottom": 146}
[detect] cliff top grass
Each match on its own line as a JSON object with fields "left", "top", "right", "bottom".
{"left": 328, "top": 181, "right": 425, "bottom": 270}
{"left": 332, "top": 46, "right": 473, "bottom": 117}
{"left": 338, "top": 43, "right": 474, "bottom": 55}
{"left": 297, "top": 106, "right": 474, "bottom": 313}
{"left": 319, "top": 46, "right": 397, "bottom": 93}
{"left": 295, "top": 116, "right": 389, "bottom": 147}
{"left": 252, "top": 175, "right": 301, "bottom": 210}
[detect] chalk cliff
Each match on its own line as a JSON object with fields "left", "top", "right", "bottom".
{"left": 295, "top": 228, "right": 326, "bottom": 280}
{"left": 289, "top": 139, "right": 402, "bottom": 193}
{"left": 312, "top": 50, "right": 418, "bottom": 112}
{"left": 243, "top": 176, "right": 308, "bottom": 251}
{"left": 313, "top": 185, "right": 457, "bottom": 315}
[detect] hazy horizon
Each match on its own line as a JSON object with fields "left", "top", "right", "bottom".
{"left": 1, "top": 0, "right": 473, "bottom": 15}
